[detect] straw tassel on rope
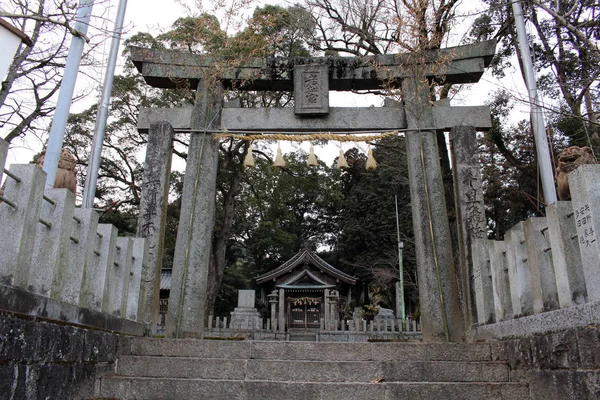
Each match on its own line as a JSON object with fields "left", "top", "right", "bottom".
{"left": 274, "top": 142, "right": 286, "bottom": 168}
{"left": 366, "top": 146, "right": 377, "bottom": 171}
{"left": 243, "top": 142, "right": 255, "bottom": 168}
{"left": 337, "top": 149, "right": 349, "bottom": 169}
{"left": 307, "top": 143, "right": 318, "bottom": 167}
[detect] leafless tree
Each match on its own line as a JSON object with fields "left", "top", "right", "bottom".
{"left": 0, "top": 0, "right": 110, "bottom": 144}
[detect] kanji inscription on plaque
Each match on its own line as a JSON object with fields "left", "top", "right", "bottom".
{"left": 294, "top": 64, "right": 329, "bottom": 115}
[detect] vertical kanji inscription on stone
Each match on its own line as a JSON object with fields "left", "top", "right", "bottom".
{"left": 294, "top": 64, "right": 329, "bottom": 115}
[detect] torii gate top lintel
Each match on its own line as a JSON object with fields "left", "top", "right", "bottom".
{"left": 129, "top": 40, "right": 496, "bottom": 92}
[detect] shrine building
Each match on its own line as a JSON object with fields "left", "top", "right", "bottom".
{"left": 256, "top": 248, "right": 356, "bottom": 330}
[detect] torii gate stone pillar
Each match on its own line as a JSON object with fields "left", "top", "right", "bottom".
{"left": 131, "top": 40, "right": 496, "bottom": 340}
{"left": 166, "top": 81, "right": 222, "bottom": 338}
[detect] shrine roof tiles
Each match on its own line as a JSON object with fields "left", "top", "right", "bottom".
{"left": 256, "top": 249, "right": 356, "bottom": 285}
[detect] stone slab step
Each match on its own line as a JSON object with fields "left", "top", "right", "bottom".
{"left": 117, "top": 356, "right": 510, "bottom": 383}
{"left": 130, "top": 338, "right": 492, "bottom": 362}
{"left": 100, "top": 378, "right": 530, "bottom": 400}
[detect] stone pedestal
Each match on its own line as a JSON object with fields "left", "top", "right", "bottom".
{"left": 230, "top": 290, "right": 261, "bottom": 330}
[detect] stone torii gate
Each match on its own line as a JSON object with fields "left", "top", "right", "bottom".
{"left": 131, "top": 40, "right": 496, "bottom": 341}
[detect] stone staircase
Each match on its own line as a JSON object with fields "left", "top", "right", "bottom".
{"left": 97, "top": 338, "right": 530, "bottom": 399}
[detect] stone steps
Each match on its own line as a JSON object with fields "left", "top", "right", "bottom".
{"left": 129, "top": 338, "right": 493, "bottom": 361}
{"left": 98, "top": 338, "right": 531, "bottom": 399}
{"left": 100, "top": 378, "right": 530, "bottom": 400}
{"left": 117, "top": 356, "right": 511, "bottom": 382}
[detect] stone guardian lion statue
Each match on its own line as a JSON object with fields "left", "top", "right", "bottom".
{"left": 555, "top": 146, "right": 597, "bottom": 200}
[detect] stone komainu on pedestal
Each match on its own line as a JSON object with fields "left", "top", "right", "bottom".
{"left": 556, "top": 146, "right": 597, "bottom": 200}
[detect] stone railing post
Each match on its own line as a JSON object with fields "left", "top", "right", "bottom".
{"left": 29, "top": 189, "right": 75, "bottom": 297}
{"left": 546, "top": 201, "right": 587, "bottom": 307}
{"left": 98, "top": 224, "right": 118, "bottom": 313}
{"left": 523, "top": 217, "right": 559, "bottom": 313}
{"left": 504, "top": 222, "right": 534, "bottom": 317}
{"left": 0, "top": 164, "right": 46, "bottom": 287}
{"left": 488, "top": 240, "right": 512, "bottom": 321}
{"left": 54, "top": 208, "right": 99, "bottom": 305}
{"left": 80, "top": 224, "right": 112, "bottom": 312}
{"left": 106, "top": 237, "right": 133, "bottom": 317}
{"left": 127, "top": 238, "right": 148, "bottom": 321}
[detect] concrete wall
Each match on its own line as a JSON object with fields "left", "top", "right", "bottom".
{"left": 489, "top": 323, "right": 600, "bottom": 399}
{"left": 0, "top": 312, "right": 133, "bottom": 399}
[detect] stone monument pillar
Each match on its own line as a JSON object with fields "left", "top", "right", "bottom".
{"left": 402, "top": 77, "right": 463, "bottom": 342}
{"left": 450, "top": 125, "right": 493, "bottom": 329}
{"left": 167, "top": 81, "right": 222, "bottom": 338}
{"left": 268, "top": 290, "right": 278, "bottom": 331}
{"left": 137, "top": 121, "right": 174, "bottom": 332}
{"left": 278, "top": 288, "right": 285, "bottom": 332}
{"left": 327, "top": 290, "right": 339, "bottom": 330}
{"left": 230, "top": 290, "right": 261, "bottom": 330}
{"left": 324, "top": 289, "right": 330, "bottom": 329}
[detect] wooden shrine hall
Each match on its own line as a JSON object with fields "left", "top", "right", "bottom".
{"left": 256, "top": 248, "right": 356, "bottom": 330}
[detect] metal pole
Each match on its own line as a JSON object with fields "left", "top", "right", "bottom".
{"left": 83, "top": 0, "right": 128, "bottom": 208}
{"left": 511, "top": 0, "right": 557, "bottom": 204}
{"left": 395, "top": 195, "right": 406, "bottom": 320}
{"left": 42, "top": 0, "right": 96, "bottom": 189}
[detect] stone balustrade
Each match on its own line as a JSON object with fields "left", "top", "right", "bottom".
{"left": 203, "top": 314, "right": 422, "bottom": 342}
{"left": 0, "top": 138, "right": 149, "bottom": 331}
{"left": 472, "top": 165, "right": 600, "bottom": 334}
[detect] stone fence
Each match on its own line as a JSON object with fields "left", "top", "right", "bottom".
{"left": 0, "top": 138, "right": 149, "bottom": 334}
{"left": 471, "top": 164, "right": 600, "bottom": 340}
{"left": 202, "top": 314, "right": 422, "bottom": 342}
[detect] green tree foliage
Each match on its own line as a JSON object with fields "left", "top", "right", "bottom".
{"left": 208, "top": 148, "right": 343, "bottom": 314}
{"left": 479, "top": 89, "right": 569, "bottom": 238}
{"left": 470, "top": 0, "right": 599, "bottom": 152}
{"left": 334, "top": 137, "right": 416, "bottom": 311}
